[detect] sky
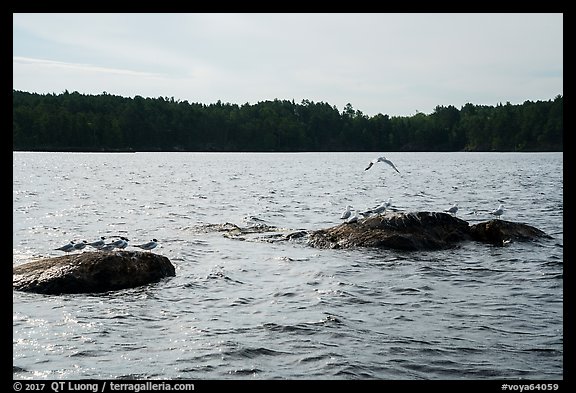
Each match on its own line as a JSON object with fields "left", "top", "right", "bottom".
{"left": 13, "top": 13, "right": 563, "bottom": 117}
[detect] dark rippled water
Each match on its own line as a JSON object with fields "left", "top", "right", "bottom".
{"left": 13, "top": 152, "right": 563, "bottom": 380}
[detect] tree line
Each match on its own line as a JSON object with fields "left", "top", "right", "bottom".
{"left": 12, "top": 90, "right": 563, "bottom": 152}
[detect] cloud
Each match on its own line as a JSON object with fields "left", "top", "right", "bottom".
{"left": 13, "top": 56, "right": 166, "bottom": 78}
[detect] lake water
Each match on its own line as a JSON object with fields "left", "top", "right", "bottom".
{"left": 12, "top": 152, "right": 563, "bottom": 380}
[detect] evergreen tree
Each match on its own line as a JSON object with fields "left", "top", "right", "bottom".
{"left": 12, "top": 90, "right": 563, "bottom": 152}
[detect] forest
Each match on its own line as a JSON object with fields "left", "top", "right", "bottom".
{"left": 12, "top": 90, "right": 563, "bottom": 152}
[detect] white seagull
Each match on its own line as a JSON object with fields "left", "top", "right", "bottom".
{"left": 73, "top": 240, "right": 88, "bottom": 251}
{"left": 361, "top": 201, "right": 388, "bottom": 217}
{"left": 110, "top": 236, "right": 129, "bottom": 249}
{"left": 384, "top": 197, "right": 393, "bottom": 209}
{"left": 55, "top": 241, "right": 75, "bottom": 253}
{"left": 87, "top": 237, "right": 106, "bottom": 249}
{"left": 490, "top": 204, "right": 505, "bottom": 219}
{"left": 134, "top": 239, "right": 158, "bottom": 251}
{"left": 445, "top": 203, "right": 458, "bottom": 215}
{"left": 365, "top": 156, "right": 400, "bottom": 174}
{"left": 346, "top": 211, "right": 359, "bottom": 224}
{"left": 340, "top": 205, "right": 353, "bottom": 219}
{"left": 373, "top": 202, "right": 388, "bottom": 214}
{"left": 117, "top": 237, "right": 129, "bottom": 249}
{"left": 99, "top": 243, "right": 116, "bottom": 252}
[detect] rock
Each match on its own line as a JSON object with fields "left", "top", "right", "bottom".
{"left": 307, "top": 211, "right": 551, "bottom": 251}
{"left": 13, "top": 251, "right": 175, "bottom": 295}
{"left": 307, "top": 212, "right": 472, "bottom": 251}
{"left": 189, "top": 221, "right": 302, "bottom": 243}
{"left": 469, "top": 219, "right": 553, "bottom": 245}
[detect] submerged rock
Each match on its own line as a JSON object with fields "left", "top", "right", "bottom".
{"left": 188, "top": 221, "right": 302, "bottom": 243}
{"left": 13, "top": 251, "right": 175, "bottom": 295}
{"left": 307, "top": 211, "right": 551, "bottom": 251}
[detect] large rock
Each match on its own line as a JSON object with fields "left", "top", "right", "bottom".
{"left": 13, "top": 251, "right": 175, "bottom": 295}
{"left": 469, "top": 219, "right": 552, "bottom": 245}
{"left": 307, "top": 212, "right": 551, "bottom": 251}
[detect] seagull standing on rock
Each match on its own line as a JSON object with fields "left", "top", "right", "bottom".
{"left": 346, "top": 211, "right": 359, "bottom": 224}
{"left": 340, "top": 205, "right": 353, "bottom": 220}
{"left": 133, "top": 239, "right": 158, "bottom": 252}
{"left": 445, "top": 204, "right": 459, "bottom": 216}
{"left": 72, "top": 240, "right": 88, "bottom": 251}
{"left": 99, "top": 243, "right": 116, "bottom": 252}
{"left": 490, "top": 204, "right": 505, "bottom": 219}
{"left": 87, "top": 237, "right": 106, "bottom": 249}
{"left": 110, "top": 237, "right": 129, "bottom": 249}
{"left": 360, "top": 201, "right": 388, "bottom": 217}
{"left": 384, "top": 197, "right": 393, "bottom": 209}
{"left": 54, "top": 241, "right": 75, "bottom": 253}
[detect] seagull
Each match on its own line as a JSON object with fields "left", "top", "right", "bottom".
{"left": 134, "top": 239, "right": 158, "bottom": 251}
{"left": 445, "top": 203, "right": 458, "bottom": 215}
{"left": 360, "top": 201, "right": 388, "bottom": 217}
{"left": 117, "top": 237, "right": 129, "bottom": 249}
{"left": 373, "top": 202, "right": 388, "bottom": 214}
{"left": 72, "top": 240, "right": 88, "bottom": 251}
{"left": 87, "top": 237, "right": 106, "bottom": 249}
{"left": 490, "top": 204, "right": 505, "bottom": 219}
{"left": 365, "top": 156, "right": 400, "bottom": 174}
{"left": 55, "top": 241, "right": 75, "bottom": 253}
{"left": 110, "top": 236, "right": 129, "bottom": 249}
{"left": 340, "top": 205, "right": 353, "bottom": 219}
{"left": 99, "top": 243, "right": 116, "bottom": 252}
{"left": 384, "top": 197, "right": 393, "bottom": 210}
{"left": 346, "top": 211, "right": 359, "bottom": 224}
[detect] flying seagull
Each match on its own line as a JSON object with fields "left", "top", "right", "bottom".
{"left": 365, "top": 156, "right": 400, "bottom": 173}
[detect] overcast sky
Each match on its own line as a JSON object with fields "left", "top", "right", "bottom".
{"left": 13, "top": 13, "right": 563, "bottom": 117}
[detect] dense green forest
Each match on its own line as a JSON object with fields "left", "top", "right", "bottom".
{"left": 12, "top": 90, "right": 563, "bottom": 152}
